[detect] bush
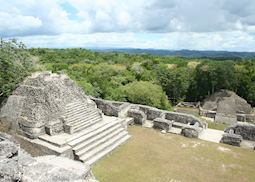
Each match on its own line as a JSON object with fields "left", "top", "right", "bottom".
{"left": 0, "top": 39, "right": 32, "bottom": 103}
{"left": 121, "top": 81, "right": 171, "bottom": 110}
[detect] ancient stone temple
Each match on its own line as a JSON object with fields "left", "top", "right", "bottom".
{"left": 0, "top": 72, "right": 130, "bottom": 165}
{"left": 200, "top": 90, "right": 255, "bottom": 124}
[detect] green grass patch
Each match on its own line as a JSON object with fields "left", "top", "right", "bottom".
{"left": 207, "top": 122, "right": 229, "bottom": 131}
{"left": 93, "top": 126, "right": 255, "bottom": 182}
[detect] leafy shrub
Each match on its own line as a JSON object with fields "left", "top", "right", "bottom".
{"left": 121, "top": 81, "right": 171, "bottom": 110}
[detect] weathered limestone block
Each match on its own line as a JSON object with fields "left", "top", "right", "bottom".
{"left": 0, "top": 95, "right": 25, "bottom": 130}
{"left": 0, "top": 135, "right": 23, "bottom": 181}
{"left": 45, "top": 119, "right": 64, "bottom": 136}
{"left": 153, "top": 118, "right": 173, "bottom": 132}
{"left": 181, "top": 125, "right": 201, "bottom": 138}
{"left": 0, "top": 132, "right": 98, "bottom": 182}
{"left": 91, "top": 98, "right": 119, "bottom": 116}
{"left": 220, "top": 133, "right": 243, "bottom": 146}
{"left": 0, "top": 158, "right": 23, "bottom": 181}
{"left": 118, "top": 103, "right": 131, "bottom": 118}
{"left": 22, "top": 158, "right": 89, "bottom": 182}
{"left": 63, "top": 124, "right": 73, "bottom": 134}
{"left": 147, "top": 108, "right": 163, "bottom": 120}
{"left": 18, "top": 123, "right": 45, "bottom": 139}
{"left": 246, "top": 114, "right": 255, "bottom": 123}
{"left": 225, "top": 122, "right": 255, "bottom": 141}
{"left": 165, "top": 111, "right": 207, "bottom": 129}
{"left": 127, "top": 109, "right": 146, "bottom": 125}
{"left": 0, "top": 140, "right": 19, "bottom": 159}
{"left": 237, "top": 114, "right": 246, "bottom": 122}
{"left": 17, "top": 115, "right": 46, "bottom": 139}
{"left": 18, "top": 117, "right": 45, "bottom": 128}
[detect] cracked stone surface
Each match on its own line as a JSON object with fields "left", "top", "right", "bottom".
{"left": 0, "top": 132, "right": 98, "bottom": 182}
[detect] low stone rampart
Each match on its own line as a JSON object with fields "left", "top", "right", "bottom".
{"left": 224, "top": 122, "right": 255, "bottom": 141}
{"left": 91, "top": 98, "right": 207, "bottom": 129}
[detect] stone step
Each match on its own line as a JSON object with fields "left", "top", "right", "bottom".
{"left": 72, "top": 125, "right": 92, "bottom": 134}
{"left": 65, "top": 106, "right": 95, "bottom": 116}
{"left": 67, "top": 113, "right": 100, "bottom": 124}
{"left": 65, "top": 107, "right": 88, "bottom": 115}
{"left": 65, "top": 102, "right": 93, "bottom": 110}
{"left": 65, "top": 121, "right": 93, "bottom": 134}
{"left": 65, "top": 106, "right": 86, "bottom": 113}
{"left": 74, "top": 124, "right": 122, "bottom": 153}
{"left": 64, "top": 108, "right": 98, "bottom": 117}
{"left": 72, "top": 121, "right": 99, "bottom": 133}
{"left": 66, "top": 114, "right": 101, "bottom": 127}
{"left": 72, "top": 117, "right": 102, "bottom": 130}
{"left": 81, "top": 134, "right": 130, "bottom": 164}
{"left": 65, "top": 111, "right": 99, "bottom": 123}
{"left": 66, "top": 101, "right": 85, "bottom": 108}
{"left": 68, "top": 121, "right": 118, "bottom": 147}
{"left": 72, "top": 120, "right": 119, "bottom": 142}
{"left": 86, "top": 135, "right": 130, "bottom": 165}
{"left": 76, "top": 128, "right": 125, "bottom": 156}
{"left": 67, "top": 122, "right": 110, "bottom": 142}
{"left": 66, "top": 102, "right": 91, "bottom": 108}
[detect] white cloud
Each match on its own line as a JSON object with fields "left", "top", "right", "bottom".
{"left": 1, "top": 0, "right": 255, "bottom": 51}
{"left": 14, "top": 31, "right": 255, "bottom": 51}
{"left": 1, "top": 0, "right": 255, "bottom": 35}
{"left": 0, "top": 11, "right": 42, "bottom": 36}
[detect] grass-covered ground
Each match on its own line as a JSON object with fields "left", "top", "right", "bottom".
{"left": 93, "top": 126, "right": 255, "bottom": 182}
{"left": 206, "top": 122, "right": 229, "bottom": 131}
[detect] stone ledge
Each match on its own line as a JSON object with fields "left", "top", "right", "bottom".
{"left": 220, "top": 133, "right": 243, "bottom": 147}
{"left": 153, "top": 118, "right": 173, "bottom": 132}
{"left": 181, "top": 125, "right": 202, "bottom": 138}
{"left": 127, "top": 109, "right": 146, "bottom": 125}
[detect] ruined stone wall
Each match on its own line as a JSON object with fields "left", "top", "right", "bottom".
{"left": 91, "top": 97, "right": 120, "bottom": 117}
{"left": 225, "top": 122, "right": 255, "bottom": 141}
{"left": 91, "top": 98, "right": 207, "bottom": 129}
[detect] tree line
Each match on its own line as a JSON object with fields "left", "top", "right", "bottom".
{"left": 1, "top": 39, "right": 254, "bottom": 110}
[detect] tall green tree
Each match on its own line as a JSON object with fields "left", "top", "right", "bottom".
{"left": 156, "top": 65, "right": 190, "bottom": 104}
{"left": 0, "top": 39, "right": 32, "bottom": 102}
{"left": 235, "top": 61, "right": 255, "bottom": 106}
{"left": 190, "top": 61, "right": 237, "bottom": 101}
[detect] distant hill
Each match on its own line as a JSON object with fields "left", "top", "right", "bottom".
{"left": 93, "top": 48, "right": 255, "bottom": 59}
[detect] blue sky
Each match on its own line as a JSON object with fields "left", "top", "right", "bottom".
{"left": 1, "top": 0, "right": 255, "bottom": 51}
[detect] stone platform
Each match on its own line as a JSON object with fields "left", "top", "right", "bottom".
{"left": 22, "top": 116, "right": 131, "bottom": 165}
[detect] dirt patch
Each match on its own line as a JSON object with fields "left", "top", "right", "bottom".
{"left": 217, "top": 146, "right": 231, "bottom": 153}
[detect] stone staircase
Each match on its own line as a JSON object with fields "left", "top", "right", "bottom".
{"left": 63, "top": 101, "right": 103, "bottom": 134}
{"left": 37, "top": 100, "right": 130, "bottom": 165}
{"left": 58, "top": 100, "right": 130, "bottom": 165}
{"left": 67, "top": 119, "right": 130, "bottom": 165}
